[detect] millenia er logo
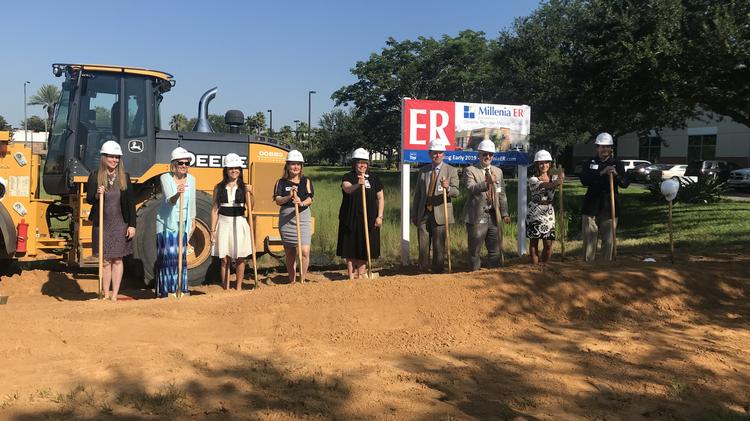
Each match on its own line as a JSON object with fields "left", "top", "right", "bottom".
{"left": 478, "top": 106, "right": 512, "bottom": 117}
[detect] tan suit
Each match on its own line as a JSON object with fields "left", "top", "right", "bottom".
{"left": 462, "top": 164, "right": 509, "bottom": 270}
{"left": 411, "top": 163, "right": 459, "bottom": 272}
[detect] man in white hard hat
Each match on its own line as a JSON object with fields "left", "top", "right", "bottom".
{"left": 580, "top": 132, "right": 630, "bottom": 261}
{"left": 462, "top": 139, "right": 511, "bottom": 270}
{"left": 411, "top": 139, "right": 459, "bottom": 273}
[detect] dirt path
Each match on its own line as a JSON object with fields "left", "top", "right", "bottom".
{"left": 0, "top": 254, "right": 748, "bottom": 420}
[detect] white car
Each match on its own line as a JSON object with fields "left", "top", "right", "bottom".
{"left": 622, "top": 159, "right": 652, "bottom": 172}
{"left": 661, "top": 164, "right": 687, "bottom": 180}
{"left": 727, "top": 168, "right": 750, "bottom": 190}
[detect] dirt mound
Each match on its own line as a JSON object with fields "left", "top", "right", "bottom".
{"left": 0, "top": 254, "right": 748, "bottom": 420}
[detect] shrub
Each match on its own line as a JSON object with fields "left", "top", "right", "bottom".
{"left": 645, "top": 177, "right": 727, "bottom": 204}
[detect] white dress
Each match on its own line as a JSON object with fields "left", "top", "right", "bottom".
{"left": 212, "top": 185, "right": 253, "bottom": 259}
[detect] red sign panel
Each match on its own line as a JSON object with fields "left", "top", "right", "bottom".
{"left": 402, "top": 99, "right": 455, "bottom": 150}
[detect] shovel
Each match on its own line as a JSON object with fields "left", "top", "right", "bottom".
{"left": 293, "top": 190, "right": 304, "bottom": 283}
{"left": 558, "top": 165, "right": 566, "bottom": 262}
{"left": 490, "top": 172, "right": 505, "bottom": 267}
{"left": 98, "top": 189, "right": 104, "bottom": 299}
{"left": 177, "top": 191, "right": 185, "bottom": 298}
{"left": 441, "top": 177, "right": 452, "bottom": 273}
{"left": 246, "top": 189, "right": 259, "bottom": 287}
{"left": 608, "top": 172, "right": 617, "bottom": 261}
{"left": 360, "top": 179, "right": 378, "bottom": 279}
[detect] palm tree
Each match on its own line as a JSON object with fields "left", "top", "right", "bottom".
{"left": 27, "top": 84, "right": 61, "bottom": 132}
{"left": 169, "top": 114, "right": 188, "bottom": 131}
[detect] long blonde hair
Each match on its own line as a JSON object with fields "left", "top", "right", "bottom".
{"left": 97, "top": 155, "right": 127, "bottom": 191}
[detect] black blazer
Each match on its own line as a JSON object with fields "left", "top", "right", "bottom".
{"left": 580, "top": 156, "right": 630, "bottom": 217}
{"left": 86, "top": 170, "right": 137, "bottom": 227}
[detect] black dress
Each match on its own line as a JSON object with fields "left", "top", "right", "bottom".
{"left": 336, "top": 171, "right": 382, "bottom": 260}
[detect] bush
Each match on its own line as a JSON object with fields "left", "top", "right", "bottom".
{"left": 645, "top": 177, "right": 728, "bottom": 204}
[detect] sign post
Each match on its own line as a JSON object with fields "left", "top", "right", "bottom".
{"left": 400, "top": 99, "right": 531, "bottom": 266}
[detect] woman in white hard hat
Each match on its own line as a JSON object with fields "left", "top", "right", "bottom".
{"left": 337, "top": 148, "right": 384, "bottom": 279}
{"left": 273, "top": 150, "right": 314, "bottom": 283}
{"left": 85, "top": 140, "right": 137, "bottom": 301}
{"left": 526, "top": 149, "right": 564, "bottom": 264}
{"left": 210, "top": 153, "right": 254, "bottom": 290}
{"left": 155, "top": 147, "right": 196, "bottom": 297}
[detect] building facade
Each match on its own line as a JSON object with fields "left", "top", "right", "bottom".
{"left": 573, "top": 115, "right": 750, "bottom": 167}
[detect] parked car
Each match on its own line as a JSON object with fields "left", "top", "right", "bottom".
{"left": 727, "top": 168, "right": 750, "bottom": 190}
{"left": 661, "top": 164, "right": 688, "bottom": 180}
{"left": 684, "top": 160, "right": 739, "bottom": 182}
{"left": 622, "top": 159, "right": 652, "bottom": 173}
{"left": 632, "top": 163, "right": 671, "bottom": 183}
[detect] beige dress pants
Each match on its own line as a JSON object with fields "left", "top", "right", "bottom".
{"left": 582, "top": 212, "right": 617, "bottom": 261}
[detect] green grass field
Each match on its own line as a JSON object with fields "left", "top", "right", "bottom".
{"left": 303, "top": 166, "right": 750, "bottom": 268}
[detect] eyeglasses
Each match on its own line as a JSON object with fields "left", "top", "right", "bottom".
{"left": 176, "top": 161, "right": 190, "bottom": 166}
{"left": 479, "top": 152, "right": 493, "bottom": 157}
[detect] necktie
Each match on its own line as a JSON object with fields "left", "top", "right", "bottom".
{"left": 485, "top": 168, "right": 494, "bottom": 207}
{"left": 426, "top": 167, "right": 439, "bottom": 212}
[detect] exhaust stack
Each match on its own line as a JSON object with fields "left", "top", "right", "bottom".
{"left": 192, "top": 87, "right": 218, "bottom": 133}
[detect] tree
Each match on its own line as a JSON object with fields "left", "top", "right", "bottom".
{"left": 169, "top": 114, "right": 189, "bottom": 131}
{"left": 334, "top": 31, "right": 494, "bottom": 168}
{"left": 27, "top": 84, "right": 61, "bottom": 131}
{"left": 276, "top": 125, "right": 294, "bottom": 143}
{"left": 0, "top": 115, "right": 10, "bottom": 131}
{"left": 242, "top": 112, "right": 266, "bottom": 135}
{"left": 22, "top": 116, "right": 46, "bottom": 132}
{"left": 314, "top": 108, "right": 362, "bottom": 164}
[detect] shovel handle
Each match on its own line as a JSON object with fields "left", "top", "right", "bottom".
{"left": 361, "top": 180, "right": 373, "bottom": 278}
{"left": 608, "top": 172, "right": 617, "bottom": 261}
{"left": 441, "top": 178, "right": 451, "bottom": 273}
{"left": 98, "top": 191, "right": 104, "bottom": 299}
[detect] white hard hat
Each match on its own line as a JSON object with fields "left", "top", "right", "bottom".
{"left": 534, "top": 149, "right": 553, "bottom": 162}
{"left": 428, "top": 139, "right": 446, "bottom": 152}
{"left": 477, "top": 139, "right": 496, "bottom": 154}
{"left": 660, "top": 178, "right": 680, "bottom": 202}
{"left": 171, "top": 147, "right": 191, "bottom": 162}
{"left": 223, "top": 153, "right": 244, "bottom": 168}
{"left": 99, "top": 140, "right": 123, "bottom": 156}
{"left": 594, "top": 132, "right": 614, "bottom": 146}
{"left": 286, "top": 150, "right": 304, "bottom": 163}
{"left": 352, "top": 148, "right": 369, "bottom": 160}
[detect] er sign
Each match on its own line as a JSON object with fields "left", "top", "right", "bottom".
{"left": 401, "top": 98, "right": 531, "bottom": 166}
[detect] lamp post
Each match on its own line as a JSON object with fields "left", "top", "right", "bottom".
{"left": 24, "top": 81, "right": 31, "bottom": 142}
{"left": 307, "top": 90, "right": 316, "bottom": 147}
{"left": 294, "top": 120, "right": 300, "bottom": 143}
{"left": 267, "top": 109, "right": 273, "bottom": 136}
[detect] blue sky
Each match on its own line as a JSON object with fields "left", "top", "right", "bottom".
{"left": 2, "top": 0, "right": 541, "bottom": 130}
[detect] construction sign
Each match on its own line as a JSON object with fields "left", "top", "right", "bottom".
{"left": 401, "top": 98, "right": 531, "bottom": 165}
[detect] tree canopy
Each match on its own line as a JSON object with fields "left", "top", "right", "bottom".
{"left": 333, "top": 0, "right": 750, "bottom": 157}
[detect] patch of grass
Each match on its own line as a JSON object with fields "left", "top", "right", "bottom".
{"left": 1, "top": 391, "right": 19, "bottom": 409}
{"left": 303, "top": 167, "right": 750, "bottom": 266}
{"left": 116, "top": 382, "right": 188, "bottom": 415}
{"left": 666, "top": 377, "right": 688, "bottom": 400}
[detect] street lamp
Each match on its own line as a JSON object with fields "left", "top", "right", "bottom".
{"left": 294, "top": 120, "right": 300, "bottom": 143}
{"left": 24, "top": 81, "right": 31, "bottom": 142}
{"left": 308, "top": 90, "right": 316, "bottom": 147}
{"left": 267, "top": 109, "right": 273, "bottom": 136}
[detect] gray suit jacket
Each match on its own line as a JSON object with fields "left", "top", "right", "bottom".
{"left": 411, "top": 163, "right": 459, "bottom": 225}
{"left": 462, "top": 163, "right": 509, "bottom": 224}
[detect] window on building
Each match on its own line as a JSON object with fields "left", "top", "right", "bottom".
{"left": 687, "top": 135, "right": 716, "bottom": 162}
{"left": 638, "top": 136, "right": 661, "bottom": 162}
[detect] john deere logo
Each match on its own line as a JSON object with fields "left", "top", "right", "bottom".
{"left": 128, "top": 140, "right": 144, "bottom": 153}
